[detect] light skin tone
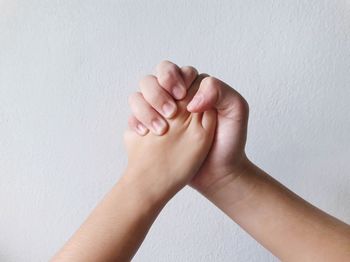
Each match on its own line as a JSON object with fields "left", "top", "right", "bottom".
{"left": 128, "top": 61, "right": 350, "bottom": 261}
{"left": 51, "top": 70, "right": 216, "bottom": 261}
{"left": 53, "top": 61, "right": 350, "bottom": 261}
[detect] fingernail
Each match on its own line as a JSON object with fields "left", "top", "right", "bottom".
{"left": 136, "top": 124, "right": 148, "bottom": 135}
{"left": 152, "top": 119, "right": 166, "bottom": 135}
{"left": 187, "top": 94, "right": 203, "bottom": 111}
{"left": 172, "top": 85, "right": 185, "bottom": 99}
{"left": 162, "top": 102, "right": 176, "bottom": 118}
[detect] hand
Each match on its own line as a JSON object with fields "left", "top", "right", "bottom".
{"left": 52, "top": 75, "right": 216, "bottom": 262}
{"left": 124, "top": 73, "right": 216, "bottom": 201}
{"left": 127, "top": 62, "right": 350, "bottom": 262}
{"left": 128, "top": 61, "right": 250, "bottom": 196}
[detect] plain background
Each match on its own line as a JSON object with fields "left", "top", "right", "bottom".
{"left": 1, "top": 1, "right": 349, "bottom": 261}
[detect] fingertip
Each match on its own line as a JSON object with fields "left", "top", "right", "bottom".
{"left": 155, "top": 60, "right": 188, "bottom": 100}
{"left": 136, "top": 123, "right": 149, "bottom": 136}
{"left": 172, "top": 84, "right": 186, "bottom": 100}
{"left": 173, "top": 76, "right": 187, "bottom": 100}
{"left": 187, "top": 94, "right": 204, "bottom": 112}
{"left": 128, "top": 115, "right": 149, "bottom": 136}
{"left": 151, "top": 118, "right": 168, "bottom": 136}
{"left": 186, "top": 103, "right": 196, "bottom": 112}
{"left": 180, "top": 66, "right": 198, "bottom": 89}
{"left": 162, "top": 101, "right": 177, "bottom": 118}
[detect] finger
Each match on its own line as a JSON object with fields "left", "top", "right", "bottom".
{"left": 128, "top": 92, "right": 168, "bottom": 135}
{"left": 155, "top": 60, "right": 186, "bottom": 100}
{"left": 178, "top": 73, "right": 209, "bottom": 107}
{"left": 187, "top": 76, "right": 249, "bottom": 122}
{"left": 139, "top": 75, "right": 177, "bottom": 119}
{"left": 128, "top": 115, "right": 149, "bottom": 136}
{"left": 180, "top": 66, "right": 198, "bottom": 89}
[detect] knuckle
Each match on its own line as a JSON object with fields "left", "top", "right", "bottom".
{"left": 158, "top": 60, "right": 174, "bottom": 69}
{"left": 156, "top": 60, "right": 173, "bottom": 74}
{"left": 159, "top": 71, "right": 176, "bottom": 87}
{"left": 184, "top": 65, "right": 198, "bottom": 73}
{"left": 184, "top": 66, "right": 199, "bottom": 78}
{"left": 167, "top": 62, "right": 177, "bottom": 72}
{"left": 128, "top": 92, "right": 142, "bottom": 106}
{"left": 138, "top": 74, "right": 155, "bottom": 88}
{"left": 202, "top": 76, "right": 218, "bottom": 88}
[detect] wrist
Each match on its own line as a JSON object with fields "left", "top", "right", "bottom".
{"left": 119, "top": 167, "right": 176, "bottom": 210}
{"left": 199, "top": 159, "right": 261, "bottom": 207}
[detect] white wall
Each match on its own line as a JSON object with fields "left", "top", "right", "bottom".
{"left": 1, "top": 1, "right": 349, "bottom": 261}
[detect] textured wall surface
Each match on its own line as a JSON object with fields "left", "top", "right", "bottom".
{"left": 1, "top": 1, "right": 349, "bottom": 261}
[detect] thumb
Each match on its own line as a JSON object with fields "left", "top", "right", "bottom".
{"left": 187, "top": 76, "right": 249, "bottom": 121}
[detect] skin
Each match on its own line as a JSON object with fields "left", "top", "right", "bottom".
{"left": 53, "top": 61, "right": 350, "bottom": 261}
{"left": 129, "top": 60, "right": 350, "bottom": 261}
{"left": 51, "top": 72, "right": 216, "bottom": 261}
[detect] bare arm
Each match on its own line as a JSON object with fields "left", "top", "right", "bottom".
{"left": 52, "top": 66, "right": 215, "bottom": 261}
{"left": 51, "top": 175, "right": 167, "bottom": 262}
{"left": 202, "top": 160, "right": 350, "bottom": 261}
{"left": 131, "top": 60, "right": 350, "bottom": 261}
{"left": 190, "top": 76, "right": 350, "bottom": 260}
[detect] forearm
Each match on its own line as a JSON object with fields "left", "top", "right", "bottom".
{"left": 52, "top": 170, "right": 169, "bottom": 262}
{"left": 202, "top": 160, "right": 350, "bottom": 261}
